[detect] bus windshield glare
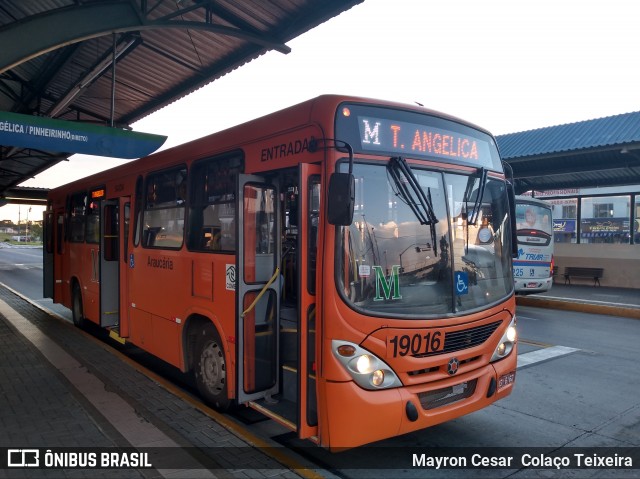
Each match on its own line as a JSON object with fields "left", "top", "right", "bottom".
{"left": 337, "top": 161, "right": 513, "bottom": 316}
{"left": 516, "top": 202, "right": 553, "bottom": 236}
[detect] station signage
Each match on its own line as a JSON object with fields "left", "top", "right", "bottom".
{"left": 553, "top": 219, "right": 576, "bottom": 233}
{"left": 580, "top": 218, "right": 629, "bottom": 234}
{"left": 0, "top": 111, "right": 166, "bottom": 159}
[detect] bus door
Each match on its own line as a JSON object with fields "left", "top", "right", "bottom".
{"left": 236, "top": 175, "right": 281, "bottom": 404}
{"left": 119, "top": 198, "right": 131, "bottom": 337}
{"left": 44, "top": 208, "right": 69, "bottom": 304}
{"left": 43, "top": 211, "right": 54, "bottom": 299}
{"left": 53, "top": 209, "right": 66, "bottom": 303}
{"left": 297, "top": 164, "right": 321, "bottom": 439}
{"left": 100, "top": 199, "right": 120, "bottom": 327}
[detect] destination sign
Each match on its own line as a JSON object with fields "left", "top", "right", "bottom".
{"left": 357, "top": 116, "right": 494, "bottom": 168}
{"left": 0, "top": 111, "right": 167, "bottom": 159}
{"left": 91, "top": 188, "right": 106, "bottom": 200}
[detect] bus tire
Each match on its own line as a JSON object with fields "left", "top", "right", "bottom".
{"left": 71, "top": 283, "right": 85, "bottom": 329}
{"left": 194, "top": 323, "right": 232, "bottom": 411}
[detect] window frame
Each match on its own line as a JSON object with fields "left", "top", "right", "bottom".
{"left": 186, "top": 151, "right": 244, "bottom": 254}
{"left": 141, "top": 165, "right": 188, "bottom": 250}
{"left": 67, "top": 190, "right": 88, "bottom": 243}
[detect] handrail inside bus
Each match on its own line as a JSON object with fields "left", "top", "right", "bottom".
{"left": 241, "top": 267, "right": 280, "bottom": 318}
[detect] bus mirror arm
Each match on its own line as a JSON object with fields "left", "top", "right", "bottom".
{"left": 309, "top": 137, "right": 355, "bottom": 226}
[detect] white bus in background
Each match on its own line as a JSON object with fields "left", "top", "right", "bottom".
{"left": 513, "top": 196, "right": 554, "bottom": 294}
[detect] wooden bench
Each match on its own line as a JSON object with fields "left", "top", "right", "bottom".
{"left": 564, "top": 267, "right": 603, "bottom": 286}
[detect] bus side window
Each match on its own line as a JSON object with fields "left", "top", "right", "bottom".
{"left": 124, "top": 203, "right": 130, "bottom": 261}
{"left": 202, "top": 205, "right": 221, "bottom": 249}
{"left": 308, "top": 177, "right": 321, "bottom": 294}
{"left": 45, "top": 212, "right": 54, "bottom": 254}
{"left": 142, "top": 167, "right": 187, "bottom": 249}
{"left": 56, "top": 215, "right": 64, "bottom": 254}
{"left": 68, "top": 191, "right": 87, "bottom": 243}
{"left": 187, "top": 152, "right": 242, "bottom": 253}
{"left": 85, "top": 200, "right": 100, "bottom": 244}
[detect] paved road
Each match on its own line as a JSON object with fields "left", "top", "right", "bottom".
{"left": 1, "top": 246, "right": 638, "bottom": 478}
{"left": 0, "top": 244, "right": 71, "bottom": 319}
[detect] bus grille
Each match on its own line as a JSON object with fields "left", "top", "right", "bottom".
{"left": 414, "top": 320, "right": 501, "bottom": 358}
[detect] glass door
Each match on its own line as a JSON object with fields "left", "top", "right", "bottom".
{"left": 236, "top": 175, "right": 280, "bottom": 403}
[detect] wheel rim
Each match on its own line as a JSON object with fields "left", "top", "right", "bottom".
{"left": 200, "top": 339, "right": 226, "bottom": 395}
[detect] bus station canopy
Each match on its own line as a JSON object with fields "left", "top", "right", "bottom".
{"left": 497, "top": 111, "right": 640, "bottom": 194}
{"left": 0, "top": 0, "right": 363, "bottom": 205}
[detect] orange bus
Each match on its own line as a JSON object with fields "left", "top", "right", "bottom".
{"left": 43, "top": 95, "right": 518, "bottom": 449}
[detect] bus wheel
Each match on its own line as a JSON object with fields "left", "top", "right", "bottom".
{"left": 194, "top": 324, "right": 232, "bottom": 411}
{"left": 71, "top": 284, "right": 85, "bottom": 328}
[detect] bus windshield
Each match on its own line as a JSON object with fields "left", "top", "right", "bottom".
{"left": 515, "top": 202, "right": 553, "bottom": 236}
{"left": 337, "top": 161, "right": 514, "bottom": 316}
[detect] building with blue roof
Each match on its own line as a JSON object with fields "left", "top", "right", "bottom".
{"left": 497, "top": 111, "right": 640, "bottom": 289}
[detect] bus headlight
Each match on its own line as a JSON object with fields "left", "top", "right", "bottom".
{"left": 506, "top": 324, "right": 517, "bottom": 342}
{"left": 332, "top": 340, "right": 402, "bottom": 390}
{"left": 490, "top": 317, "right": 517, "bottom": 362}
{"left": 371, "top": 369, "right": 385, "bottom": 387}
{"left": 356, "top": 354, "right": 374, "bottom": 374}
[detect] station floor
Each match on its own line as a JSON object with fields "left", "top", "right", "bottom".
{"left": 0, "top": 286, "right": 311, "bottom": 479}
{"left": 1, "top": 282, "right": 638, "bottom": 478}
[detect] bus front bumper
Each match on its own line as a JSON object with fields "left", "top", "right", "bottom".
{"left": 514, "top": 276, "right": 553, "bottom": 294}
{"left": 322, "top": 355, "right": 516, "bottom": 449}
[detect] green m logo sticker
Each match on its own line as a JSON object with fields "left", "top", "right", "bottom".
{"left": 372, "top": 265, "right": 402, "bottom": 301}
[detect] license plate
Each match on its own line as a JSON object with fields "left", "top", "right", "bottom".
{"left": 452, "top": 383, "right": 466, "bottom": 395}
{"left": 498, "top": 371, "right": 516, "bottom": 389}
{"left": 526, "top": 282, "right": 538, "bottom": 288}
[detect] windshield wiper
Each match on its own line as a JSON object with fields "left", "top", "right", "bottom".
{"left": 387, "top": 156, "right": 439, "bottom": 255}
{"left": 464, "top": 167, "right": 488, "bottom": 225}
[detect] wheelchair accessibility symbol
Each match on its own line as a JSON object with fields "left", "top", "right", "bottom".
{"left": 455, "top": 271, "right": 468, "bottom": 295}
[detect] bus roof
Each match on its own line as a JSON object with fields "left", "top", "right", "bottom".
{"left": 49, "top": 95, "right": 497, "bottom": 196}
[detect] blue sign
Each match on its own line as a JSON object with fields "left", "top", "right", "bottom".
{"left": 553, "top": 219, "right": 575, "bottom": 233}
{"left": 0, "top": 111, "right": 166, "bottom": 159}
{"left": 129, "top": 253, "right": 135, "bottom": 269}
{"left": 455, "top": 271, "right": 469, "bottom": 295}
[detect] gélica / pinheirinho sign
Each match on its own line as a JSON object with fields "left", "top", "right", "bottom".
{"left": 0, "top": 111, "right": 166, "bottom": 159}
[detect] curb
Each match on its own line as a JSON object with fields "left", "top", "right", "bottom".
{"left": 515, "top": 296, "right": 640, "bottom": 320}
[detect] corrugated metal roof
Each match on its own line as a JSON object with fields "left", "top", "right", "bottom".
{"left": 496, "top": 111, "right": 640, "bottom": 194}
{"left": 497, "top": 111, "right": 640, "bottom": 159}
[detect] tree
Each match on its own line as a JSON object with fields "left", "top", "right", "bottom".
{"left": 29, "top": 222, "right": 43, "bottom": 241}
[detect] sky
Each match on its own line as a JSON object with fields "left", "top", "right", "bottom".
{"left": 4, "top": 0, "right": 640, "bottom": 224}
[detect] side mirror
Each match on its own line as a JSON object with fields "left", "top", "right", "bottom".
{"left": 327, "top": 172, "right": 355, "bottom": 226}
{"left": 506, "top": 182, "right": 519, "bottom": 258}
